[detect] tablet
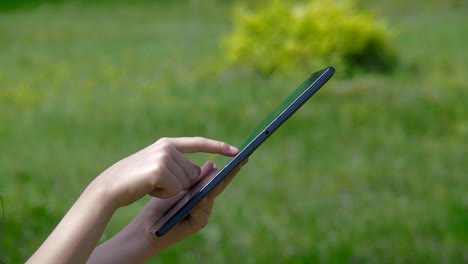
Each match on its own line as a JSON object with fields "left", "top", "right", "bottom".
{"left": 153, "top": 66, "right": 335, "bottom": 236}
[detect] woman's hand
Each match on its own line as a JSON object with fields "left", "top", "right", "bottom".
{"left": 27, "top": 137, "right": 239, "bottom": 264}
{"left": 90, "top": 137, "right": 238, "bottom": 210}
{"left": 87, "top": 160, "right": 248, "bottom": 264}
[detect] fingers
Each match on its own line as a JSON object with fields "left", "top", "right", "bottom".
{"left": 165, "top": 154, "right": 191, "bottom": 189}
{"left": 169, "top": 148, "right": 201, "bottom": 184}
{"left": 162, "top": 137, "right": 238, "bottom": 156}
{"left": 147, "top": 137, "right": 239, "bottom": 200}
{"left": 149, "top": 166, "right": 183, "bottom": 198}
{"left": 153, "top": 159, "right": 247, "bottom": 245}
{"left": 194, "top": 161, "right": 215, "bottom": 183}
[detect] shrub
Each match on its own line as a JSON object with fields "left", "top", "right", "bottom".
{"left": 222, "top": 0, "right": 398, "bottom": 76}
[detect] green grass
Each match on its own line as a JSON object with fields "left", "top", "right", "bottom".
{"left": 0, "top": 1, "right": 467, "bottom": 263}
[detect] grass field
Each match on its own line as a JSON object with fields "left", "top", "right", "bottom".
{"left": 0, "top": 1, "right": 467, "bottom": 263}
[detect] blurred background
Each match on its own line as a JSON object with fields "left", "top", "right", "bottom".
{"left": 0, "top": 0, "right": 467, "bottom": 263}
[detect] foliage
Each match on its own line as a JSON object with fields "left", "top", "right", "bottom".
{"left": 223, "top": 0, "right": 398, "bottom": 75}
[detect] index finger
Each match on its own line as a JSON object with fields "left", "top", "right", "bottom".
{"left": 168, "top": 137, "right": 239, "bottom": 156}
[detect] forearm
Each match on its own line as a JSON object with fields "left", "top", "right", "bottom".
{"left": 27, "top": 184, "right": 116, "bottom": 264}
{"left": 26, "top": 137, "right": 238, "bottom": 263}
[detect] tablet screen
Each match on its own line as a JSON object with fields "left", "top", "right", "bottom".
{"left": 239, "top": 68, "right": 330, "bottom": 150}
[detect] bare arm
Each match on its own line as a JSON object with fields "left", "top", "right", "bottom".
{"left": 87, "top": 161, "right": 246, "bottom": 264}
{"left": 27, "top": 137, "right": 240, "bottom": 264}
{"left": 26, "top": 184, "right": 116, "bottom": 264}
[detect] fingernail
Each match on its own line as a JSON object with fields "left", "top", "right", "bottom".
{"left": 229, "top": 145, "right": 238, "bottom": 153}
{"left": 213, "top": 163, "right": 217, "bottom": 169}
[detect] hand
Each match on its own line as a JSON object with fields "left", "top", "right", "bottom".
{"left": 90, "top": 137, "right": 239, "bottom": 210}
{"left": 28, "top": 136, "right": 240, "bottom": 264}
{"left": 87, "top": 159, "right": 248, "bottom": 264}
{"left": 147, "top": 160, "right": 248, "bottom": 250}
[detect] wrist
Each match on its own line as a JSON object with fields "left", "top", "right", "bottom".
{"left": 28, "top": 178, "right": 118, "bottom": 263}
{"left": 84, "top": 179, "right": 119, "bottom": 215}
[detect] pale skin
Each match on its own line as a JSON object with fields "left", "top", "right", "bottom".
{"left": 27, "top": 137, "right": 247, "bottom": 264}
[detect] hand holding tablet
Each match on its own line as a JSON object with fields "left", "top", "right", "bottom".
{"left": 153, "top": 66, "right": 335, "bottom": 236}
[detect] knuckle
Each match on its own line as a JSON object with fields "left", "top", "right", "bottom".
{"left": 149, "top": 167, "right": 163, "bottom": 185}
{"left": 155, "top": 151, "right": 172, "bottom": 163}
{"left": 158, "top": 137, "right": 170, "bottom": 143}
{"left": 218, "top": 141, "right": 229, "bottom": 150}
{"left": 194, "top": 136, "right": 204, "bottom": 141}
{"left": 156, "top": 137, "right": 172, "bottom": 147}
{"left": 152, "top": 162, "right": 164, "bottom": 173}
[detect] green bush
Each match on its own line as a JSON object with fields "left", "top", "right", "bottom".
{"left": 222, "top": 0, "right": 398, "bottom": 75}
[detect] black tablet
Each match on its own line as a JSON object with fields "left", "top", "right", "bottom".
{"left": 153, "top": 66, "right": 335, "bottom": 236}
